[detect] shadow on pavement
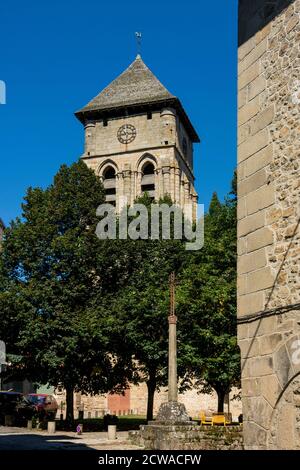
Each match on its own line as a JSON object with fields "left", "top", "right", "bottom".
{"left": 0, "top": 432, "right": 91, "bottom": 450}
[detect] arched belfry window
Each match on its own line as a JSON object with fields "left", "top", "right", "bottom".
{"left": 141, "top": 162, "right": 155, "bottom": 199}
{"left": 103, "top": 166, "right": 116, "bottom": 206}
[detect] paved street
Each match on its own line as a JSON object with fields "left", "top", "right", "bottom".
{"left": 0, "top": 426, "right": 142, "bottom": 450}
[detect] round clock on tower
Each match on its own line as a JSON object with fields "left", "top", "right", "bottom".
{"left": 117, "top": 124, "right": 137, "bottom": 144}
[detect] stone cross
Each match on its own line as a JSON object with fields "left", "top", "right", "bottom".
{"left": 168, "top": 272, "right": 177, "bottom": 402}
{"left": 154, "top": 272, "right": 190, "bottom": 423}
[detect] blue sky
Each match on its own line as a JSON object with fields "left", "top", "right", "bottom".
{"left": 0, "top": 0, "right": 238, "bottom": 225}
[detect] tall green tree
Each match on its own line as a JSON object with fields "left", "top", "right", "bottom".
{"left": 177, "top": 172, "right": 240, "bottom": 412}
{"left": 0, "top": 160, "right": 132, "bottom": 422}
{"left": 113, "top": 194, "right": 187, "bottom": 421}
{"left": 1, "top": 163, "right": 239, "bottom": 421}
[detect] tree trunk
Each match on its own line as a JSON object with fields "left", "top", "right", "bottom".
{"left": 66, "top": 385, "right": 74, "bottom": 424}
{"left": 217, "top": 389, "right": 226, "bottom": 412}
{"left": 146, "top": 372, "right": 156, "bottom": 422}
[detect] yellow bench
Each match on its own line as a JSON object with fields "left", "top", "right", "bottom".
{"left": 199, "top": 410, "right": 213, "bottom": 425}
{"left": 199, "top": 410, "right": 232, "bottom": 426}
{"left": 212, "top": 413, "right": 226, "bottom": 426}
{"left": 212, "top": 412, "right": 232, "bottom": 426}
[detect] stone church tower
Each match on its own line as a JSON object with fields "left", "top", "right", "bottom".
{"left": 238, "top": 0, "right": 300, "bottom": 450}
{"left": 75, "top": 55, "right": 199, "bottom": 212}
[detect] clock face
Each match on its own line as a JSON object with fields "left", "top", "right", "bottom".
{"left": 117, "top": 124, "right": 137, "bottom": 144}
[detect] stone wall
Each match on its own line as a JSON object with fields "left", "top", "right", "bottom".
{"left": 238, "top": 0, "right": 292, "bottom": 45}
{"left": 129, "top": 384, "right": 241, "bottom": 421}
{"left": 237, "top": 0, "right": 300, "bottom": 449}
{"left": 53, "top": 384, "right": 242, "bottom": 422}
{"left": 84, "top": 110, "right": 193, "bottom": 166}
{"left": 129, "top": 425, "right": 244, "bottom": 450}
{"left": 81, "top": 108, "right": 197, "bottom": 212}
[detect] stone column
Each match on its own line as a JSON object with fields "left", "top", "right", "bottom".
{"left": 180, "top": 179, "right": 185, "bottom": 209}
{"left": 168, "top": 271, "right": 177, "bottom": 402}
{"left": 162, "top": 166, "right": 170, "bottom": 196}
{"left": 48, "top": 421, "right": 56, "bottom": 434}
{"left": 136, "top": 171, "right": 142, "bottom": 198}
{"left": 132, "top": 171, "right": 137, "bottom": 203}
{"left": 168, "top": 313, "right": 177, "bottom": 402}
{"left": 154, "top": 169, "right": 159, "bottom": 201}
{"left": 160, "top": 108, "right": 177, "bottom": 146}
{"left": 108, "top": 425, "right": 117, "bottom": 440}
{"left": 192, "top": 193, "right": 198, "bottom": 222}
{"left": 184, "top": 182, "right": 190, "bottom": 206}
{"left": 174, "top": 168, "right": 181, "bottom": 205}
{"left": 116, "top": 172, "right": 122, "bottom": 213}
{"left": 158, "top": 168, "right": 164, "bottom": 199}
{"left": 84, "top": 121, "right": 96, "bottom": 155}
{"left": 122, "top": 165, "right": 131, "bottom": 204}
{"left": 130, "top": 170, "right": 135, "bottom": 205}
{"left": 155, "top": 273, "right": 189, "bottom": 424}
{"left": 170, "top": 165, "right": 175, "bottom": 202}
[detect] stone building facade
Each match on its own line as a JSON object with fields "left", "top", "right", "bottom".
{"left": 75, "top": 55, "right": 199, "bottom": 214}
{"left": 53, "top": 384, "right": 242, "bottom": 422}
{"left": 237, "top": 0, "right": 300, "bottom": 449}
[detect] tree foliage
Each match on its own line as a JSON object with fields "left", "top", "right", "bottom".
{"left": 177, "top": 171, "right": 240, "bottom": 411}
{"left": 0, "top": 160, "right": 239, "bottom": 420}
{"left": 0, "top": 160, "right": 132, "bottom": 421}
{"left": 111, "top": 193, "right": 187, "bottom": 421}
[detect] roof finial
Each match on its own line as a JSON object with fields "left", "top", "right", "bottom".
{"left": 135, "top": 32, "right": 142, "bottom": 58}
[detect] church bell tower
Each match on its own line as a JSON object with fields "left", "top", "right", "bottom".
{"left": 75, "top": 55, "right": 199, "bottom": 213}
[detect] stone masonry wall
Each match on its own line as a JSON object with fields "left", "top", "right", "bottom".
{"left": 237, "top": 0, "right": 300, "bottom": 449}
{"left": 54, "top": 384, "right": 242, "bottom": 422}
{"left": 82, "top": 109, "right": 197, "bottom": 212}
{"left": 129, "top": 425, "right": 243, "bottom": 451}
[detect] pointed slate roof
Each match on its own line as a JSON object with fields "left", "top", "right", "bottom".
{"left": 75, "top": 56, "right": 200, "bottom": 142}
{"left": 78, "top": 55, "right": 174, "bottom": 113}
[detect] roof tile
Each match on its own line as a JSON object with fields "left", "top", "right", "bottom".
{"left": 78, "top": 55, "right": 175, "bottom": 113}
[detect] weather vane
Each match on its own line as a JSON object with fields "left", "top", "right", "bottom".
{"left": 135, "top": 32, "right": 142, "bottom": 56}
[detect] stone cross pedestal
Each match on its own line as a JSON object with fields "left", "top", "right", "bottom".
{"left": 153, "top": 401, "right": 190, "bottom": 424}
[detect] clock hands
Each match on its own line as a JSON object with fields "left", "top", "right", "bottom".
{"left": 117, "top": 124, "right": 136, "bottom": 144}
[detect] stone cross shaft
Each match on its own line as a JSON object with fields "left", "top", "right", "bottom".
{"left": 168, "top": 272, "right": 178, "bottom": 402}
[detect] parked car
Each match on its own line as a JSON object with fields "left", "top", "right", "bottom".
{"left": 25, "top": 393, "right": 58, "bottom": 420}
{"left": 0, "top": 391, "right": 35, "bottom": 425}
